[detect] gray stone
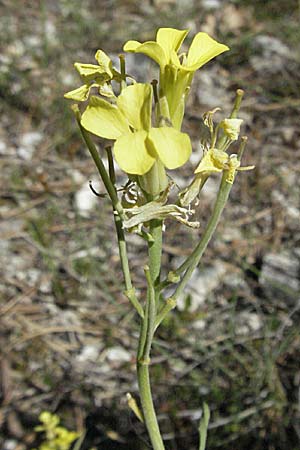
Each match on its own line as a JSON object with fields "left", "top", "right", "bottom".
{"left": 236, "top": 312, "right": 262, "bottom": 335}
{"left": 202, "top": 0, "right": 222, "bottom": 9}
{"left": 106, "top": 346, "right": 132, "bottom": 363}
{"left": 250, "top": 35, "right": 294, "bottom": 74}
{"left": 260, "top": 251, "right": 300, "bottom": 303}
{"left": 76, "top": 345, "right": 101, "bottom": 363}
{"left": 17, "top": 131, "right": 43, "bottom": 160}
{"left": 75, "top": 178, "right": 99, "bottom": 217}
{"left": 196, "top": 66, "right": 230, "bottom": 108}
{"left": 178, "top": 261, "right": 227, "bottom": 311}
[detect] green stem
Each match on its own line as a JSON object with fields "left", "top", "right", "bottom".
{"left": 105, "top": 146, "right": 116, "bottom": 185}
{"left": 72, "top": 105, "right": 123, "bottom": 218}
{"left": 148, "top": 219, "right": 163, "bottom": 285}
{"left": 119, "top": 54, "right": 127, "bottom": 91}
{"left": 171, "top": 173, "right": 232, "bottom": 301}
{"left": 115, "top": 214, "right": 144, "bottom": 318}
{"left": 137, "top": 219, "right": 165, "bottom": 450}
{"left": 155, "top": 296, "right": 176, "bottom": 330}
{"left": 73, "top": 105, "right": 144, "bottom": 318}
{"left": 137, "top": 361, "right": 165, "bottom": 450}
{"left": 143, "top": 266, "right": 157, "bottom": 360}
{"left": 163, "top": 136, "right": 247, "bottom": 291}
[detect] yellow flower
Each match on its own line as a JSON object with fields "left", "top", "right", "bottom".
{"left": 80, "top": 83, "right": 192, "bottom": 178}
{"left": 124, "top": 28, "right": 229, "bottom": 129}
{"left": 64, "top": 50, "right": 115, "bottom": 101}
{"left": 179, "top": 148, "right": 242, "bottom": 206}
{"left": 194, "top": 147, "right": 228, "bottom": 175}
{"left": 195, "top": 148, "right": 254, "bottom": 185}
{"left": 220, "top": 118, "right": 243, "bottom": 141}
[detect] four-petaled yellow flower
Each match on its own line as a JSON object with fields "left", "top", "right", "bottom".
{"left": 80, "top": 83, "right": 192, "bottom": 177}
{"left": 124, "top": 28, "right": 229, "bottom": 129}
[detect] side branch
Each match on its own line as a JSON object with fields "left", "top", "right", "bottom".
{"left": 72, "top": 105, "right": 144, "bottom": 318}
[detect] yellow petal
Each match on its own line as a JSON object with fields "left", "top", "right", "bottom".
{"left": 98, "top": 82, "right": 115, "bottom": 98}
{"left": 156, "top": 28, "right": 189, "bottom": 62}
{"left": 123, "top": 40, "right": 142, "bottom": 52}
{"left": 185, "top": 32, "right": 229, "bottom": 71}
{"left": 212, "top": 148, "right": 229, "bottom": 167}
{"left": 94, "top": 49, "right": 113, "bottom": 78}
{"left": 169, "top": 48, "right": 181, "bottom": 67}
{"left": 123, "top": 40, "right": 167, "bottom": 68}
{"left": 147, "top": 127, "right": 192, "bottom": 169}
{"left": 117, "top": 83, "right": 152, "bottom": 131}
{"left": 74, "top": 63, "right": 111, "bottom": 82}
{"left": 114, "top": 130, "right": 156, "bottom": 175}
{"left": 64, "top": 84, "right": 91, "bottom": 101}
{"left": 81, "top": 96, "right": 130, "bottom": 139}
{"left": 194, "top": 148, "right": 227, "bottom": 174}
{"left": 170, "top": 96, "right": 185, "bottom": 130}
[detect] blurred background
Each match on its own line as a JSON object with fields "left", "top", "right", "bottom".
{"left": 1, "top": 0, "right": 300, "bottom": 449}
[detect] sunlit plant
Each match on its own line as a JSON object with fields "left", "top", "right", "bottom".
{"left": 33, "top": 412, "right": 80, "bottom": 450}
{"left": 65, "top": 27, "right": 253, "bottom": 450}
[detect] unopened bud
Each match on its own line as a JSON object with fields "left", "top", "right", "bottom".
{"left": 220, "top": 118, "right": 243, "bottom": 141}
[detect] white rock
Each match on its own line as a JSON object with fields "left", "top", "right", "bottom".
{"left": 20, "top": 131, "right": 43, "bottom": 148}
{"left": 192, "top": 319, "right": 206, "bottom": 330}
{"left": 17, "top": 145, "right": 34, "bottom": 160}
{"left": 76, "top": 345, "right": 100, "bottom": 363}
{"left": 202, "top": 0, "right": 221, "bottom": 9}
{"left": 0, "top": 141, "right": 6, "bottom": 154}
{"left": 39, "top": 276, "right": 52, "bottom": 294}
{"left": 245, "top": 312, "right": 262, "bottom": 331}
{"left": 18, "top": 131, "right": 43, "bottom": 160}
{"left": 223, "top": 272, "right": 248, "bottom": 290}
{"left": 45, "top": 20, "right": 57, "bottom": 41}
{"left": 106, "top": 346, "right": 132, "bottom": 363}
{"left": 3, "top": 440, "right": 18, "bottom": 450}
{"left": 61, "top": 72, "right": 77, "bottom": 86}
{"left": 178, "top": 261, "right": 227, "bottom": 311}
{"left": 250, "top": 35, "right": 293, "bottom": 74}
{"left": 71, "top": 169, "right": 85, "bottom": 184}
{"left": 254, "top": 35, "right": 292, "bottom": 58}
{"left": 24, "top": 35, "right": 41, "bottom": 48}
{"left": 196, "top": 66, "right": 229, "bottom": 108}
{"left": 72, "top": 246, "right": 106, "bottom": 259}
{"left": 236, "top": 312, "right": 262, "bottom": 335}
{"left": 271, "top": 190, "right": 299, "bottom": 222}
{"left": 260, "top": 251, "right": 299, "bottom": 302}
{"left": 75, "top": 179, "right": 99, "bottom": 217}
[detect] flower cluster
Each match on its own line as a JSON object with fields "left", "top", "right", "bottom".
{"left": 65, "top": 27, "right": 249, "bottom": 201}
{"left": 64, "top": 29, "right": 254, "bottom": 450}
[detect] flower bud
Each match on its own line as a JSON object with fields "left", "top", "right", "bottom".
{"left": 138, "top": 159, "right": 168, "bottom": 197}
{"left": 220, "top": 118, "right": 243, "bottom": 141}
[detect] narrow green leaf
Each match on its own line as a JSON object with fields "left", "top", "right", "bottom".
{"left": 199, "top": 402, "right": 210, "bottom": 450}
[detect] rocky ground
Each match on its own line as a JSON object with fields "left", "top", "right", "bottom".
{"left": 1, "top": 1, "right": 300, "bottom": 449}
